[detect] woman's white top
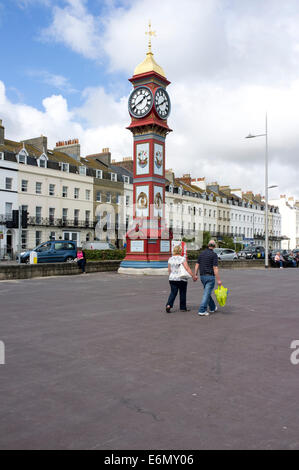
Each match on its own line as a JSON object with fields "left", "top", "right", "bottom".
{"left": 168, "top": 255, "right": 187, "bottom": 282}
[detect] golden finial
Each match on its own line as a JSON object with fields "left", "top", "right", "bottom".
{"left": 145, "top": 20, "right": 156, "bottom": 54}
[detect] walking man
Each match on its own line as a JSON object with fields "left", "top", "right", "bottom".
{"left": 194, "top": 240, "right": 222, "bottom": 316}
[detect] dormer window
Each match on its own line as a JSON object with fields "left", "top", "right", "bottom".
{"left": 38, "top": 153, "right": 48, "bottom": 168}
{"left": 0, "top": 152, "right": 4, "bottom": 160}
{"left": 96, "top": 170, "right": 103, "bottom": 179}
{"left": 169, "top": 184, "right": 173, "bottom": 193}
{"left": 179, "top": 187, "right": 183, "bottom": 195}
{"left": 60, "top": 162, "right": 69, "bottom": 172}
{"left": 79, "top": 166, "right": 86, "bottom": 176}
{"left": 123, "top": 175, "right": 129, "bottom": 184}
{"left": 111, "top": 173, "right": 117, "bottom": 182}
{"left": 18, "top": 149, "right": 28, "bottom": 164}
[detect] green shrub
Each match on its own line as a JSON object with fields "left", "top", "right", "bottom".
{"left": 187, "top": 250, "right": 203, "bottom": 260}
{"left": 85, "top": 249, "right": 126, "bottom": 260}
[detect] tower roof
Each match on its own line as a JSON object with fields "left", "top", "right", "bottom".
{"left": 134, "top": 51, "right": 166, "bottom": 78}
{"left": 133, "top": 21, "right": 166, "bottom": 78}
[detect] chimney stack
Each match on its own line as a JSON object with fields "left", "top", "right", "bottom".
{"left": 0, "top": 119, "right": 4, "bottom": 146}
{"left": 85, "top": 148, "right": 111, "bottom": 166}
{"left": 22, "top": 135, "right": 48, "bottom": 154}
{"left": 54, "top": 139, "right": 81, "bottom": 161}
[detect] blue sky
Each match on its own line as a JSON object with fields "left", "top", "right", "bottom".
{"left": 1, "top": 0, "right": 131, "bottom": 109}
{"left": 1, "top": 0, "right": 299, "bottom": 198}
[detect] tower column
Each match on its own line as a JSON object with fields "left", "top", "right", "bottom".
{"left": 119, "top": 26, "right": 172, "bottom": 275}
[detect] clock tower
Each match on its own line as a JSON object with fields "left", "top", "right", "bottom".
{"left": 119, "top": 22, "right": 173, "bottom": 275}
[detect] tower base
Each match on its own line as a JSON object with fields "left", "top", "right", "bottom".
{"left": 118, "top": 260, "right": 168, "bottom": 276}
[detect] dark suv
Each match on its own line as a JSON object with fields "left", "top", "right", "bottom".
{"left": 19, "top": 240, "right": 77, "bottom": 263}
{"left": 238, "top": 246, "right": 265, "bottom": 259}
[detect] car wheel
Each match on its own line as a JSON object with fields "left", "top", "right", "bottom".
{"left": 65, "top": 257, "right": 74, "bottom": 263}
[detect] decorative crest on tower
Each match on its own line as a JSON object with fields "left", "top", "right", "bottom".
{"left": 145, "top": 20, "right": 156, "bottom": 53}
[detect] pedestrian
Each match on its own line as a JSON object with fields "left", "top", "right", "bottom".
{"left": 194, "top": 240, "right": 222, "bottom": 316}
{"left": 274, "top": 252, "right": 284, "bottom": 268}
{"left": 289, "top": 251, "right": 297, "bottom": 267}
{"left": 295, "top": 252, "right": 299, "bottom": 267}
{"left": 165, "top": 244, "right": 195, "bottom": 313}
{"left": 76, "top": 247, "right": 87, "bottom": 274}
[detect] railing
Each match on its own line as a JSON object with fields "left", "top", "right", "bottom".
{"left": 28, "top": 216, "right": 95, "bottom": 229}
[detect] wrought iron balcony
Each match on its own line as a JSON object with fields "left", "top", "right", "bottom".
{"left": 28, "top": 216, "right": 95, "bottom": 229}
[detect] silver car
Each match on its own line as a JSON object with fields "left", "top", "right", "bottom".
{"left": 214, "top": 248, "right": 238, "bottom": 261}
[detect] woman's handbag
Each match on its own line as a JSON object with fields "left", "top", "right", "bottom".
{"left": 178, "top": 262, "right": 192, "bottom": 280}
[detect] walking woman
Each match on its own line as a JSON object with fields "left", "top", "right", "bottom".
{"left": 166, "top": 244, "right": 195, "bottom": 313}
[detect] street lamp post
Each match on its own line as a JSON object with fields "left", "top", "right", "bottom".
{"left": 246, "top": 114, "right": 270, "bottom": 268}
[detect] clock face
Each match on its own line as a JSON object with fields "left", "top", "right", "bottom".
{"left": 128, "top": 86, "right": 153, "bottom": 118}
{"left": 154, "top": 87, "right": 171, "bottom": 119}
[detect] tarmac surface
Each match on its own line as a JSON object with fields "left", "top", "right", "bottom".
{"left": 0, "top": 268, "right": 299, "bottom": 450}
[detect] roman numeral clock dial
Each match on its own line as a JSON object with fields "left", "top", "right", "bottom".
{"left": 154, "top": 87, "right": 171, "bottom": 119}
{"left": 128, "top": 86, "right": 153, "bottom": 118}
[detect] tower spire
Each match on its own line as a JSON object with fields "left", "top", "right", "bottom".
{"left": 145, "top": 20, "right": 156, "bottom": 54}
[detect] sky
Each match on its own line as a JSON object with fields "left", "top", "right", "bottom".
{"left": 1, "top": 0, "right": 299, "bottom": 200}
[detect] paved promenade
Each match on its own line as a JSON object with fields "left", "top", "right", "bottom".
{"left": 0, "top": 269, "right": 298, "bottom": 449}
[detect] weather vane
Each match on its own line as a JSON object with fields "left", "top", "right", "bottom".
{"left": 145, "top": 20, "right": 156, "bottom": 53}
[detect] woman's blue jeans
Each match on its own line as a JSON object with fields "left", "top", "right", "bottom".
{"left": 198, "top": 275, "right": 216, "bottom": 313}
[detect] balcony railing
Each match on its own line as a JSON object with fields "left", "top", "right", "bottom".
{"left": 28, "top": 216, "right": 95, "bottom": 229}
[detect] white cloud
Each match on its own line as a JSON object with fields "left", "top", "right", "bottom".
{"left": 4, "top": 0, "right": 299, "bottom": 199}
{"left": 41, "top": 0, "right": 103, "bottom": 60}
{"left": 27, "top": 70, "right": 78, "bottom": 93}
{"left": 0, "top": 80, "right": 130, "bottom": 161}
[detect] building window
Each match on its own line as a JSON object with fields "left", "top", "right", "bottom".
{"left": 62, "top": 186, "right": 68, "bottom": 198}
{"left": 49, "top": 231, "right": 55, "bottom": 240}
{"left": 126, "top": 195, "right": 130, "bottom": 206}
{"left": 49, "top": 184, "right": 55, "bottom": 196}
{"left": 21, "top": 230, "right": 27, "bottom": 249}
{"left": 49, "top": 208, "right": 55, "bottom": 224}
{"left": 18, "top": 153, "right": 27, "bottom": 164}
{"left": 5, "top": 202, "right": 12, "bottom": 218}
{"left": 79, "top": 166, "right": 86, "bottom": 176}
{"left": 96, "top": 170, "right": 102, "bottom": 179}
{"left": 38, "top": 155, "right": 47, "bottom": 168}
{"left": 0, "top": 152, "right": 4, "bottom": 160}
{"left": 36, "top": 231, "right": 42, "bottom": 246}
{"left": 123, "top": 175, "right": 129, "bottom": 184}
{"left": 22, "top": 180, "right": 28, "bottom": 192}
{"left": 60, "top": 162, "right": 69, "bottom": 172}
{"left": 111, "top": 173, "right": 117, "bottom": 182}
{"left": 96, "top": 191, "right": 101, "bottom": 202}
{"left": 74, "top": 188, "right": 79, "bottom": 199}
{"left": 36, "top": 206, "right": 42, "bottom": 224}
{"left": 36, "top": 182, "right": 42, "bottom": 194}
{"left": 74, "top": 209, "right": 79, "bottom": 226}
{"left": 63, "top": 232, "right": 78, "bottom": 242}
{"left": 85, "top": 210, "right": 90, "bottom": 224}
{"left": 62, "top": 208, "right": 68, "bottom": 223}
{"left": 106, "top": 192, "right": 111, "bottom": 203}
{"left": 116, "top": 193, "right": 121, "bottom": 204}
{"left": 5, "top": 178, "right": 12, "bottom": 190}
{"left": 86, "top": 190, "right": 91, "bottom": 201}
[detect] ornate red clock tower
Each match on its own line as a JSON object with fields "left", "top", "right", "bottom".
{"left": 119, "top": 23, "right": 173, "bottom": 275}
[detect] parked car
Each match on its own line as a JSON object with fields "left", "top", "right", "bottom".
{"left": 238, "top": 246, "right": 265, "bottom": 259}
{"left": 82, "top": 241, "right": 117, "bottom": 250}
{"left": 214, "top": 248, "right": 238, "bottom": 261}
{"left": 18, "top": 240, "right": 77, "bottom": 264}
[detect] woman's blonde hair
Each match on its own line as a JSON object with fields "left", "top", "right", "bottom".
{"left": 173, "top": 244, "right": 182, "bottom": 255}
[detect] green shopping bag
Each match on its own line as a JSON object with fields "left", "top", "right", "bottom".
{"left": 215, "top": 285, "right": 228, "bottom": 307}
